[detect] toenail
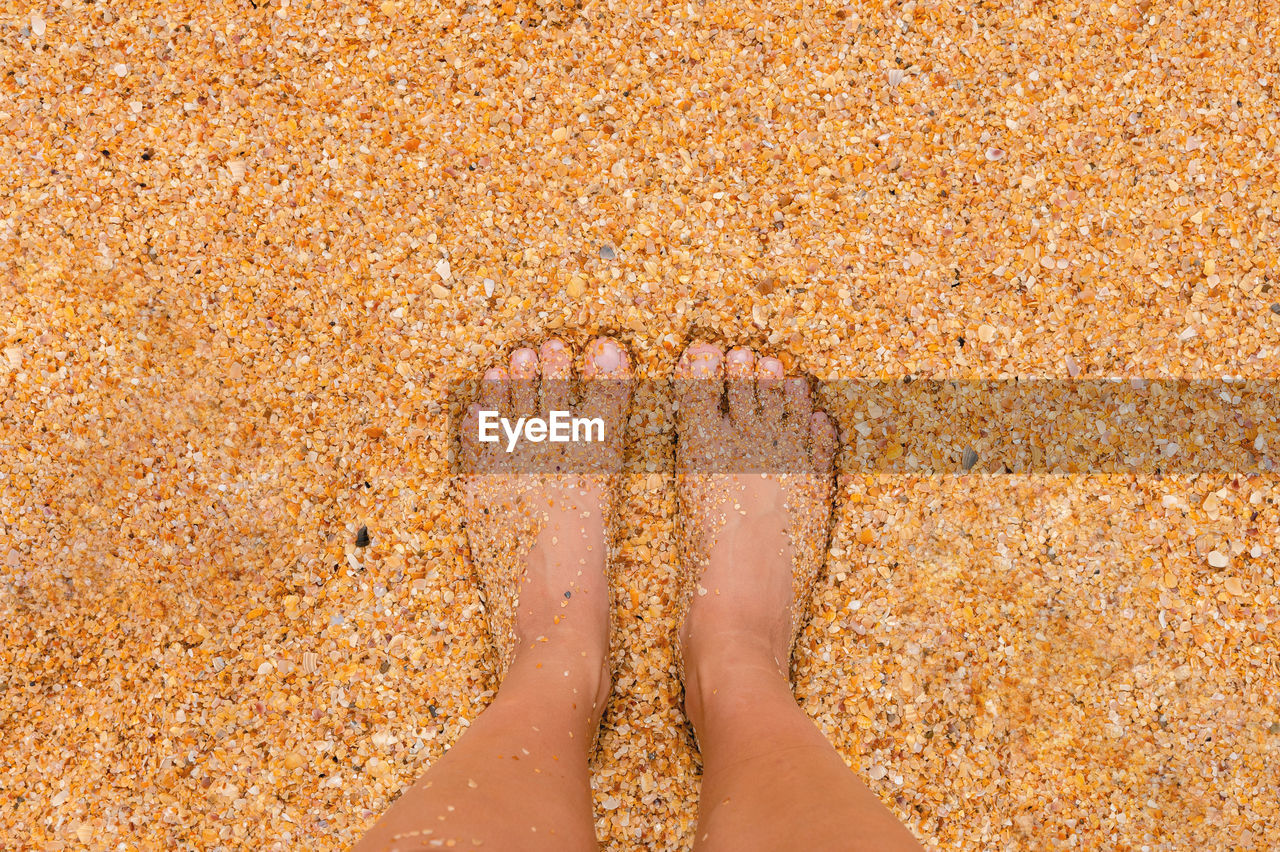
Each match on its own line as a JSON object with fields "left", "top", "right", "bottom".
{"left": 759, "top": 357, "right": 784, "bottom": 377}
{"left": 592, "top": 340, "right": 621, "bottom": 372}
{"left": 690, "top": 357, "right": 717, "bottom": 376}
{"left": 484, "top": 368, "right": 505, "bottom": 381}
{"left": 727, "top": 348, "right": 753, "bottom": 364}
{"left": 512, "top": 348, "right": 537, "bottom": 367}
{"left": 543, "top": 339, "right": 565, "bottom": 351}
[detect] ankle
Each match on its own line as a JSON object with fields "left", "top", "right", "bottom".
{"left": 681, "top": 625, "right": 791, "bottom": 685}
{"left": 506, "top": 641, "right": 612, "bottom": 721}
{"left": 682, "top": 632, "right": 792, "bottom": 731}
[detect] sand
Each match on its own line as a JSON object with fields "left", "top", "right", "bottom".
{"left": 2, "top": 0, "right": 1278, "bottom": 848}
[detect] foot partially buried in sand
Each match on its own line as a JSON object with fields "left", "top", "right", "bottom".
{"left": 460, "top": 337, "right": 632, "bottom": 698}
{"left": 355, "top": 342, "right": 924, "bottom": 852}
{"left": 673, "top": 344, "right": 837, "bottom": 698}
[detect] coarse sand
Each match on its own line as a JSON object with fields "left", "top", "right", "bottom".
{"left": 2, "top": 0, "right": 1279, "bottom": 849}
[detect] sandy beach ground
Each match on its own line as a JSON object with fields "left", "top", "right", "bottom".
{"left": 2, "top": 0, "right": 1278, "bottom": 848}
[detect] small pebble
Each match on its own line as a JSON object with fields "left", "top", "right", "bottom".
{"left": 599, "top": 244, "right": 616, "bottom": 260}
{"left": 355, "top": 525, "right": 371, "bottom": 547}
{"left": 1207, "top": 550, "right": 1228, "bottom": 568}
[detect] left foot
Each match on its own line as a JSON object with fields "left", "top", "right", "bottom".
{"left": 460, "top": 338, "right": 632, "bottom": 708}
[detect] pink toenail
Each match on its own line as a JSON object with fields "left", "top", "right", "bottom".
{"left": 484, "top": 368, "right": 505, "bottom": 381}
{"left": 593, "top": 340, "right": 621, "bottom": 372}
{"left": 512, "top": 348, "right": 537, "bottom": 367}
{"left": 727, "top": 349, "right": 753, "bottom": 364}
{"left": 760, "top": 358, "right": 784, "bottom": 377}
{"left": 543, "top": 339, "right": 565, "bottom": 351}
{"left": 690, "top": 356, "right": 717, "bottom": 376}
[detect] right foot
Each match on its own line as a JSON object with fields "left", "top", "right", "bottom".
{"left": 673, "top": 344, "right": 838, "bottom": 699}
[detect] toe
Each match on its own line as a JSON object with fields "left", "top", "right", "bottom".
{"left": 784, "top": 376, "right": 812, "bottom": 424}
{"left": 676, "top": 343, "right": 725, "bottom": 415}
{"left": 509, "top": 347, "right": 540, "bottom": 417}
{"left": 539, "top": 338, "right": 573, "bottom": 412}
{"left": 757, "top": 356, "right": 785, "bottom": 424}
{"left": 480, "top": 366, "right": 510, "bottom": 412}
{"left": 726, "top": 347, "right": 757, "bottom": 424}
{"left": 809, "top": 411, "right": 838, "bottom": 475}
{"left": 677, "top": 342, "right": 725, "bottom": 378}
{"left": 582, "top": 335, "right": 630, "bottom": 379}
{"left": 581, "top": 336, "right": 632, "bottom": 432}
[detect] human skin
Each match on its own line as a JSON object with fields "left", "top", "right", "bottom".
{"left": 351, "top": 339, "right": 923, "bottom": 852}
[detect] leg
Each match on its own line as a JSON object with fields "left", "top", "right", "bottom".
{"left": 685, "top": 646, "right": 923, "bottom": 852}
{"left": 353, "top": 338, "right": 632, "bottom": 851}
{"left": 675, "top": 344, "right": 924, "bottom": 852}
{"left": 351, "top": 637, "right": 609, "bottom": 851}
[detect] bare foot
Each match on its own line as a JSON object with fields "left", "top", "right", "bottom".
{"left": 673, "top": 344, "right": 837, "bottom": 706}
{"left": 460, "top": 337, "right": 632, "bottom": 713}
